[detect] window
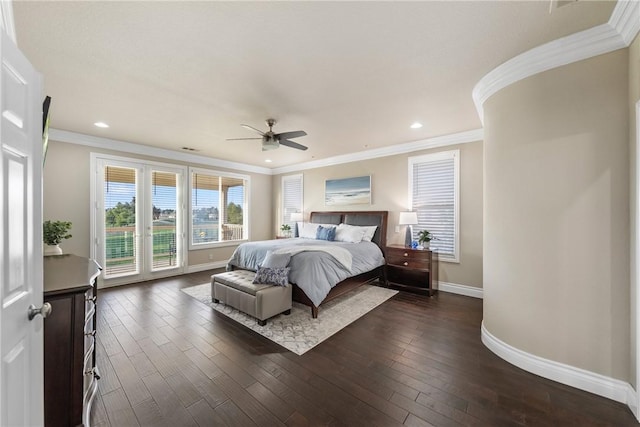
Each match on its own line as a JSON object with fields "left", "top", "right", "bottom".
{"left": 189, "top": 168, "right": 249, "bottom": 248}
{"left": 281, "top": 174, "right": 303, "bottom": 229}
{"left": 408, "top": 150, "right": 459, "bottom": 262}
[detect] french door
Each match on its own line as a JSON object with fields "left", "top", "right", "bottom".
{"left": 93, "top": 156, "right": 186, "bottom": 284}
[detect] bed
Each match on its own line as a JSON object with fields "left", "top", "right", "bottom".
{"left": 227, "top": 210, "right": 388, "bottom": 318}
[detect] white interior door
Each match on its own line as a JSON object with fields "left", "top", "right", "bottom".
{"left": 0, "top": 31, "right": 44, "bottom": 426}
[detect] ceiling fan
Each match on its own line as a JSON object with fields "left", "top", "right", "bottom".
{"left": 226, "top": 119, "right": 308, "bottom": 151}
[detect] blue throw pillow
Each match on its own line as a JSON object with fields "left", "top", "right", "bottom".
{"left": 252, "top": 266, "right": 290, "bottom": 287}
{"left": 316, "top": 225, "right": 336, "bottom": 241}
{"left": 262, "top": 251, "right": 291, "bottom": 268}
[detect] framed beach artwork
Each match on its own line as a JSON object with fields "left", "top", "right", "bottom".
{"left": 325, "top": 175, "right": 371, "bottom": 206}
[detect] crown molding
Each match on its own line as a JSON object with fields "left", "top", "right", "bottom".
{"left": 610, "top": 0, "right": 640, "bottom": 45}
{"left": 271, "top": 128, "right": 483, "bottom": 175}
{"left": 50, "top": 127, "right": 483, "bottom": 176}
{"left": 49, "top": 128, "right": 273, "bottom": 175}
{"left": 473, "top": 0, "right": 639, "bottom": 124}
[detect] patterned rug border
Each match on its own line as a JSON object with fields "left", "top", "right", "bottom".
{"left": 181, "top": 283, "right": 398, "bottom": 355}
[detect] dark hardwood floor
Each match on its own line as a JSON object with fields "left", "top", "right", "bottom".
{"left": 91, "top": 271, "right": 637, "bottom": 426}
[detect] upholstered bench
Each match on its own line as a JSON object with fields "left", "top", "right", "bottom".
{"left": 211, "top": 270, "right": 292, "bottom": 326}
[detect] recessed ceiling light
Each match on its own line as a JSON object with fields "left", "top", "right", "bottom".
{"left": 265, "top": 159, "right": 272, "bottom": 163}
{"left": 410, "top": 122, "right": 423, "bottom": 129}
{"left": 94, "top": 122, "right": 109, "bottom": 128}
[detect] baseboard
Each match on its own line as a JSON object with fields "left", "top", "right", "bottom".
{"left": 187, "top": 260, "right": 228, "bottom": 273}
{"left": 437, "top": 281, "right": 483, "bottom": 299}
{"left": 481, "top": 321, "right": 633, "bottom": 407}
{"left": 627, "top": 383, "right": 639, "bottom": 421}
{"left": 94, "top": 261, "right": 226, "bottom": 289}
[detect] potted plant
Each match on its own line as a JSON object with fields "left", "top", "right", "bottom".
{"left": 280, "top": 223, "right": 292, "bottom": 238}
{"left": 43, "top": 220, "right": 72, "bottom": 256}
{"left": 416, "top": 229, "right": 435, "bottom": 249}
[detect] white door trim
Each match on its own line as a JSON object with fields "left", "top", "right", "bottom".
{"left": 634, "top": 100, "right": 640, "bottom": 421}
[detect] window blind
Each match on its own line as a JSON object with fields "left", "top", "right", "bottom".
{"left": 190, "top": 170, "right": 248, "bottom": 246}
{"left": 282, "top": 174, "right": 303, "bottom": 230}
{"left": 409, "top": 150, "right": 459, "bottom": 261}
{"left": 151, "top": 171, "right": 178, "bottom": 269}
{"left": 103, "top": 166, "right": 138, "bottom": 276}
{"left": 191, "top": 172, "right": 220, "bottom": 245}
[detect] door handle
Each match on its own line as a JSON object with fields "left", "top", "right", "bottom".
{"left": 28, "top": 303, "right": 52, "bottom": 321}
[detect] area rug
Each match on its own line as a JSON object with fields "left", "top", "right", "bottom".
{"left": 181, "top": 283, "right": 398, "bottom": 355}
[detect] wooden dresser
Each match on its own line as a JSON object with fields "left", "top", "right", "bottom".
{"left": 43, "top": 255, "right": 101, "bottom": 427}
{"left": 384, "top": 244, "right": 438, "bottom": 295}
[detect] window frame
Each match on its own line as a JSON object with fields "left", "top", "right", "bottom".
{"left": 281, "top": 173, "right": 304, "bottom": 233}
{"left": 188, "top": 167, "right": 250, "bottom": 250}
{"left": 408, "top": 149, "right": 460, "bottom": 263}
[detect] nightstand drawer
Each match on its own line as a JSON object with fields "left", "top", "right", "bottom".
{"left": 388, "top": 258, "right": 429, "bottom": 270}
{"left": 386, "top": 254, "right": 430, "bottom": 269}
{"left": 385, "top": 248, "right": 430, "bottom": 269}
{"left": 387, "top": 266, "right": 429, "bottom": 289}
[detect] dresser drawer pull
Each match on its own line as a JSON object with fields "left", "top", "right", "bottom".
{"left": 85, "top": 330, "right": 96, "bottom": 337}
{"left": 403, "top": 253, "right": 408, "bottom": 257}
{"left": 403, "top": 262, "right": 408, "bottom": 266}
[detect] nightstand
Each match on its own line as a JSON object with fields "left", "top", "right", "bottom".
{"left": 384, "top": 244, "right": 437, "bottom": 295}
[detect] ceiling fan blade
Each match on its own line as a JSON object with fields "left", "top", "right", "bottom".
{"left": 226, "top": 137, "right": 262, "bottom": 141}
{"left": 240, "top": 124, "right": 265, "bottom": 136}
{"left": 280, "top": 139, "right": 308, "bottom": 151}
{"left": 276, "top": 130, "right": 307, "bottom": 140}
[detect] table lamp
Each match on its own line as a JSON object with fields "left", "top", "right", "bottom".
{"left": 398, "top": 211, "right": 418, "bottom": 248}
{"left": 290, "top": 212, "right": 303, "bottom": 237}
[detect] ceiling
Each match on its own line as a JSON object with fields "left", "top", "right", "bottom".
{"left": 13, "top": 1, "right": 616, "bottom": 169}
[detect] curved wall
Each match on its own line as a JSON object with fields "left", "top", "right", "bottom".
{"left": 483, "top": 49, "right": 630, "bottom": 380}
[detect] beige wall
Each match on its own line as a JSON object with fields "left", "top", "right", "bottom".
{"left": 483, "top": 49, "right": 630, "bottom": 380}
{"left": 43, "top": 140, "right": 272, "bottom": 267}
{"left": 272, "top": 142, "right": 484, "bottom": 288}
{"left": 629, "top": 34, "right": 640, "bottom": 387}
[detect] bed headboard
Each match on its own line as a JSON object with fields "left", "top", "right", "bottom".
{"left": 309, "top": 211, "right": 388, "bottom": 248}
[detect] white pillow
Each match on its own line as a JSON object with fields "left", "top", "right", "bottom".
{"left": 298, "top": 222, "right": 320, "bottom": 239}
{"left": 358, "top": 225, "right": 378, "bottom": 242}
{"left": 335, "top": 223, "right": 367, "bottom": 243}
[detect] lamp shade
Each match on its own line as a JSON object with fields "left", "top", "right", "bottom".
{"left": 398, "top": 211, "right": 418, "bottom": 225}
{"left": 290, "top": 212, "right": 303, "bottom": 222}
